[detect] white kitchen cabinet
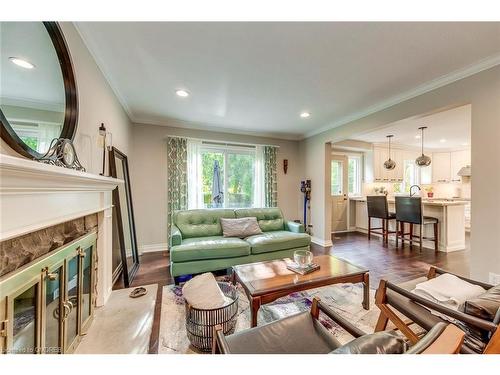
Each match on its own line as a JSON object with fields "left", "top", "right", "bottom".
{"left": 432, "top": 152, "right": 451, "bottom": 183}
{"left": 373, "top": 146, "right": 403, "bottom": 182}
{"left": 450, "top": 150, "right": 470, "bottom": 183}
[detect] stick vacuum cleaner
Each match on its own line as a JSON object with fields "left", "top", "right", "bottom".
{"left": 300, "top": 180, "right": 311, "bottom": 233}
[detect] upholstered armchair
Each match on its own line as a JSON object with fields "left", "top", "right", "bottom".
{"left": 212, "top": 297, "right": 465, "bottom": 354}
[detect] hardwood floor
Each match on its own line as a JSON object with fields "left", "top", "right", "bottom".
{"left": 312, "top": 231, "right": 470, "bottom": 287}
{"left": 113, "top": 231, "right": 469, "bottom": 353}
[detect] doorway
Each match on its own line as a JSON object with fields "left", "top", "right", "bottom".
{"left": 331, "top": 154, "right": 348, "bottom": 232}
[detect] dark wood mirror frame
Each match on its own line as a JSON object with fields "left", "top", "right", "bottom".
{"left": 109, "top": 147, "right": 139, "bottom": 287}
{"left": 0, "top": 21, "right": 78, "bottom": 159}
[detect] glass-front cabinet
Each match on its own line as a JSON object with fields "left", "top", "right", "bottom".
{"left": 0, "top": 232, "right": 97, "bottom": 354}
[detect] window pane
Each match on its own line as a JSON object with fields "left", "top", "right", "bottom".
{"left": 226, "top": 153, "right": 254, "bottom": 208}
{"left": 331, "top": 160, "right": 343, "bottom": 195}
{"left": 201, "top": 151, "right": 224, "bottom": 208}
{"left": 403, "top": 160, "right": 415, "bottom": 193}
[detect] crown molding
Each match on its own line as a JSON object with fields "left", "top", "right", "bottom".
{"left": 304, "top": 53, "right": 500, "bottom": 139}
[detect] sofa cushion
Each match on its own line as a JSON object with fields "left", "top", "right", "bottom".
{"left": 173, "top": 209, "right": 236, "bottom": 239}
{"left": 235, "top": 208, "right": 284, "bottom": 232}
{"left": 220, "top": 217, "right": 262, "bottom": 238}
{"left": 245, "top": 231, "right": 311, "bottom": 254}
{"left": 170, "top": 236, "right": 250, "bottom": 262}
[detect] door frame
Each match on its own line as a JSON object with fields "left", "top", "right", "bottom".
{"left": 331, "top": 154, "right": 349, "bottom": 233}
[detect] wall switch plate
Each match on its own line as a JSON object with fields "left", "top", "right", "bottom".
{"left": 489, "top": 272, "right": 500, "bottom": 285}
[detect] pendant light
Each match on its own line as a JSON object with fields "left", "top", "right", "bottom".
{"left": 415, "top": 126, "right": 431, "bottom": 167}
{"left": 383, "top": 135, "right": 396, "bottom": 170}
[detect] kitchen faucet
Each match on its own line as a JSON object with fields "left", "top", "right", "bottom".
{"left": 410, "top": 185, "right": 421, "bottom": 197}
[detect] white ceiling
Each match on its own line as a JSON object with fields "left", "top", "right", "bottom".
{"left": 0, "top": 22, "right": 65, "bottom": 112}
{"left": 352, "top": 104, "right": 471, "bottom": 150}
{"left": 75, "top": 22, "right": 500, "bottom": 140}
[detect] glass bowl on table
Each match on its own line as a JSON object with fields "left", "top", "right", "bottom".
{"left": 293, "top": 250, "right": 313, "bottom": 269}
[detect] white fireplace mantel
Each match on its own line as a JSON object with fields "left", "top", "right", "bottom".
{"left": 0, "top": 154, "right": 123, "bottom": 305}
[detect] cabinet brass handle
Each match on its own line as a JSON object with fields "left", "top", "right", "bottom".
{"left": 42, "top": 266, "right": 58, "bottom": 281}
{"left": 62, "top": 303, "right": 71, "bottom": 319}
{"left": 77, "top": 246, "right": 85, "bottom": 257}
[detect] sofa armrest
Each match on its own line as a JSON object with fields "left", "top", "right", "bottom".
{"left": 285, "top": 221, "right": 305, "bottom": 233}
{"left": 170, "top": 224, "right": 182, "bottom": 247}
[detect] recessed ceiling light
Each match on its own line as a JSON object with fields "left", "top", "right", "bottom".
{"left": 9, "top": 57, "right": 35, "bottom": 69}
{"left": 439, "top": 139, "right": 447, "bottom": 143}
{"left": 175, "top": 89, "right": 190, "bottom": 98}
{"left": 415, "top": 135, "right": 421, "bottom": 139}
{"left": 300, "top": 112, "right": 310, "bottom": 118}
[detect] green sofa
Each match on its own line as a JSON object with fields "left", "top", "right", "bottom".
{"left": 169, "top": 208, "right": 311, "bottom": 281}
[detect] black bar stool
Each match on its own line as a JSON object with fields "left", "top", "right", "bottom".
{"left": 366, "top": 196, "right": 397, "bottom": 245}
{"left": 394, "top": 196, "right": 439, "bottom": 252}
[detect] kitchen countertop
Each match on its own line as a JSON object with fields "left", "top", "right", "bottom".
{"left": 349, "top": 196, "right": 468, "bottom": 206}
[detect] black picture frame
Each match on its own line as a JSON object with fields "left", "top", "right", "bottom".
{"left": 109, "top": 147, "right": 139, "bottom": 287}
{"left": 0, "top": 21, "right": 78, "bottom": 159}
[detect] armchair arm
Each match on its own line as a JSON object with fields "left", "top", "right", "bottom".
{"left": 170, "top": 224, "right": 182, "bottom": 247}
{"left": 405, "top": 323, "right": 465, "bottom": 354}
{"left": 315, "top": 299, "right": 366, "bottom": 338}
{"left": 285, "top": 221, "right": 305, "bottom": 233}
{"left": 385, "top": 281, "right": 498, "bottom": 333}
{"left": 212, "top": 325, "right": 231, "bottom": 354}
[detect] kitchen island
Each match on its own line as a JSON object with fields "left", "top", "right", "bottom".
{"left": 350, "top": 196, "right": 467, "bottom": 252}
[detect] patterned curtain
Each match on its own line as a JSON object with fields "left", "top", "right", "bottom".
{"left": 264, "top": 146, "right": 278, "bottom": 207}
{"left": 167, "top": 137, "right": 188, "bottom": 247}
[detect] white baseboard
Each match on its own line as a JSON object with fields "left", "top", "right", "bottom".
{"left": 139, "top": 242, "right": 169, "bottom": 254}
{"left": 311, "top": 236, "right": 333, "bottom": 248}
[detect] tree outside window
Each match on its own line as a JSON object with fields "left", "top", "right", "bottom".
{"left": 201, "top": 148, "right": 255, "bottom": 208}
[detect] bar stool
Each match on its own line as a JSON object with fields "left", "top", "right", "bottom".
{"left": 395, "top": 196, "right": 439, "bottom": 252}
{"left": 366, "top": 196, "right": 397, "bottom": 245}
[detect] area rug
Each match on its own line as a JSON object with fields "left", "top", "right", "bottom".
{"left": 158, "top": 278, "right": 383, "bottom": 354}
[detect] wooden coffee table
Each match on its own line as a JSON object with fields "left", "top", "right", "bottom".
{"left": 232, "top": 255, "right": 369, "bottom": 327}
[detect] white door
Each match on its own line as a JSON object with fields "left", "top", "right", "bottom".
{"left": 331, "top": 155, "right": 348, "bottom": 232}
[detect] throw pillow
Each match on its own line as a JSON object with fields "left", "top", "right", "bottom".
{"left": 182, "top": 273, "right": 226, "bottom": 309}
{"left": 220, "top": 217, "right": 262, "bottom": 238}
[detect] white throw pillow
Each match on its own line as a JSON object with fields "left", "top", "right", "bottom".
{"left": 182, "top": 273, "right": 226, "bottom": 309}
{"left": 220, "top": 217, "right": 262, "bottom": 238}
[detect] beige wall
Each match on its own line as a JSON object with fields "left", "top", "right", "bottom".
{"left": 302, "top": 65, "right": 500, "bottom": 281}
{"left": 129, "top": 122, "right": 303, "bottom": 251}
{"left": 0, "top": 22, "right": 132, "bottom": 175}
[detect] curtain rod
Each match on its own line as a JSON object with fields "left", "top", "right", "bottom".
{"left": 165, "top": 134, "right": 280, "bottom": 148}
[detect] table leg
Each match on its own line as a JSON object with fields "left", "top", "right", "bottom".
{"left": 250, "top": 296, "right": 261, "bottom": 328}
{"left": 230, "top": 270, "right": 237, "bottom": 285}
{"left": 362, "top": 273, "right": 370, "bottom": 310}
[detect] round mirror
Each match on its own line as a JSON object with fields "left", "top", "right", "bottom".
{"left": 0, "top": 22, "right": 77, "bottom": 159}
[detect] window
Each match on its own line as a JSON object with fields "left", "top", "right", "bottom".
{"left": 403, "top": 159, "right": 420, "bottom": 192}
{"left": 331, "top": 160, "right": 343, "bottom": 195}
{"left": 200, "top": 146, "right": 256, "bottom": 208}
{"left": 348, "top": 156, "right": 361, "bottom": 196}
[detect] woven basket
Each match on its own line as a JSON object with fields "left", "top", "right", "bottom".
{"left": 185, "top": 282, "right": 239, "bottom": 351}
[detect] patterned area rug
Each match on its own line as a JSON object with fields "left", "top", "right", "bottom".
{"left": 159, "top": 278, "right": 384, "bottom": 354}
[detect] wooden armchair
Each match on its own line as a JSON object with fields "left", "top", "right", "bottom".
{"left": 375, "top": 266, "right": 500, "bottom": 354}
{"left": 213, "top": 297, "right": 465, "bottom": 354}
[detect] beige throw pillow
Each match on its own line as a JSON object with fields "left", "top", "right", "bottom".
{"left": 220, "top": 217, "right": 262, "bottom": 238}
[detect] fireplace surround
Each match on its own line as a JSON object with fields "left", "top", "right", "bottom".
{"left": 0, "top": 154, "right": 122, "bottom": 354}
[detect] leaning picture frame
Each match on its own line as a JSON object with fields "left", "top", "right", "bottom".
{"left": 109, "top": 146, "right": 139, "bottom": 287}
